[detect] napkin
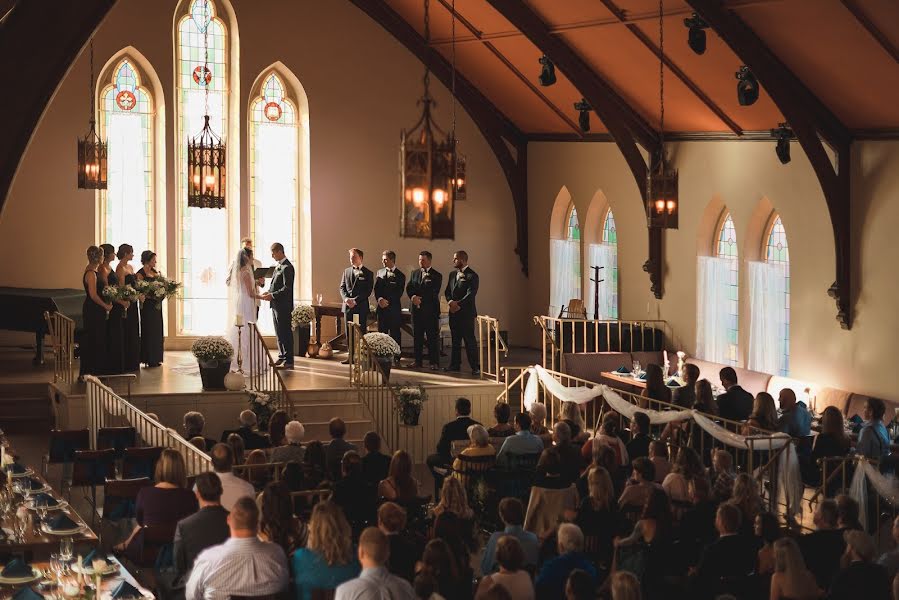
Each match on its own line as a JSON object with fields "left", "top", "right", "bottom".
{"left": 12, "top": 587, "right": 42, "bottom": 600}
{"left": 82, "top": 549, "right": 107, "bottom": 567}
{"left": 24, "top": 478, "right": 43, "bottom": 490}
{"left": 111, "top": 580, "right": 141, "bottom": 599}
{"left": 32, "top": 493, "right": 58, "bottom": 507}
{"left": 666, "top": 378, "right": 680, "bottom": 387}
{"left": 614, "top": 366, "right": 630, "bottom": 374}
{"left": 47, "top": 513, "right": 78, "bottom": 531}
{"left": 2, "top": 558, "right": 32, "bottom": 578}
{"left": 637, "top": 372, "right": 647, "bottom": 381}
{"left": 10, "top": 462, "right": 27, "bottom": 474}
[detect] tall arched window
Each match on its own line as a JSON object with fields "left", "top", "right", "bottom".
{"left": 697, "top": 210, "right": 739, "bottom": 366}
{"left": 249, "top": 71, "right": 298, "bottom": 334}
{"left": 176, "top": 0, "right": 229, "bottom": 334}
{"left": 99, "top": 58, "right": 154, "bottom": 270}
{"left": 550, "top": 203, "right": 581, "bottom": 315}
{"left": 748, "top": 215, "right": 790, "bottom": 375}
{"left": 716, "top": 213, "right": 739, "bottom": 366}
{"left": 600, "top": 209, "right": 618, "bottom": 319}
{"left": 766, "top": 216, "right": 790, "bottom": 373}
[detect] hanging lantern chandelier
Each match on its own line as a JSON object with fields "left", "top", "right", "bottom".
{"left": 187, "top": 0, "right": 226, "bottom": 209}
{"left": 646, "top": 0, "right": 679, "bottom": 229}
{"left": 77, "top": 40, "right": 107, "bottom": 190}
{"left": 400, "top": 0, "right": 457, "bottom": 238}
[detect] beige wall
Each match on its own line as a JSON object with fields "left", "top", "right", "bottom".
{"left": 528, "top": 139, "right": 899, "bottom": 401}
{"left": 0, "top": 0, "right": 528, "bottom": 343}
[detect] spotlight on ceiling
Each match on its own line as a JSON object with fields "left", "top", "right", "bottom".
{"left": 736, "top": 66, "right": 759, "bottom": 106}
{"left": 538, "top": 55, "right": 556, "bottom": 86}
{"left": 683, "top": 13, "right": 708, "bottom": 55}
{"left": 770, "top": 122, "right": 793, "bottom": 164}
{"left": 574, "top": 98, "right": 591, "bottom": 132}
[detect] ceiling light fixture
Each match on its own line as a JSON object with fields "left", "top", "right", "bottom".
{"left": 683, "top": 13, "right": 708, "bottom": 55}
{"left": 736, "top": 65, "right": 759, "bottom": 106}
{"left": 646, "top": 0, "right": 678, "bottom": 229}
{"left": 538, "top": 55, "right": 556, "bottom": 86}
{"left": 771, "top": 122, "right": 793, "bottom": 164}
{"left": 574, "top": 98, "right": 591, "bottom": 132}
{"left": 77, "top": 40, "right": 107, "bottom": 190}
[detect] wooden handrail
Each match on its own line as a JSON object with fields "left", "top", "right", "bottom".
{"left": 477, "top": 315, "right": 506, "bottom": 383}
{"left": 44, "top": 311, "right": 75, "bottom": 385}
{"left": 349, "top": 322, "right": 401, "bottom": 455}
{"left": 246, "top": 323, "right": 293, "bottom": 416}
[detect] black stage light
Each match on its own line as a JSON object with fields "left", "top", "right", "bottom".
{"left": 574, "top": 98, "right": 591, "bottom": 132}
{"left": 538, "top": 55, "right": 556, "bottom": 86}
{"left": 770, "top": 122, "right": 793, "bottom": 164}
{"left": 736, "top": 65, "right": 759, "bottom": 106}
{"left": 684, "top": 13, "right": 708, "bottom": 55}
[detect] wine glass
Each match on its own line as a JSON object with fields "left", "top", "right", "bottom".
{"left": 315, "top": 293, "right": 323, "bottom": 305}
{"left": 50, "top": 553, "right": 62, "bottom": 587}
{"left": 60, "top": 536, "right": 73, "bottom": 561}
{"left": 632, "top": 360, "right": 641, "bottom": 377}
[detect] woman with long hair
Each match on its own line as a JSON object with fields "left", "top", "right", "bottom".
{"left": 434, "top": 476, "right": 474, "bottom": 521}
{"left": 115, "top": 244, "right": 140, "bottom": 371}
{"left": 101, "top": 243, "right": 127, "bottom": 374}
{"left": 378, "top": 450, "right": 420, "bottom": 503}
{"left": 136, "top": 250, "right": 163, "bottom": 367}
{"left": 743, "top": 392, "right": 778, "bottom": 434}
{"left": 662, "top": 446, "right": 707, "bottom": 503}
{"left": 80, "top": 246, "right": 112, "bottom": 378}
{"left": 755, "top": 512, "right": 782, "bottom": 575}
{"left": 731, "top": 473, "right": 763, "bottom": 536}
{"left": 244, "top": 448, "right": 269, "bottom": 491}
{"left": 641, "top": 363, "right": 672, "bottom": 406}
{"left": 433, "top": 512, "right": 474, "bottom": 582}
{"left": 576, "top": 466, "right": 620, "bottom": 568}
{"left": 614, "top": 488, "right": 672, "bottom": 599}
{"left": 291, "top": 502, "right": 360, "bottom": 600}
{"left": 258, "top": 481, "right": 307, "bottom": 556}
{"left": 302, "top": 440, "right": 328, "bottom": 488}
{"left": 416, "top": 538, "right": 469, "bottom": 600}
{"left": 268, "top": 409, "right": 289, "bottom": 447}
{"left": 227, "top": 432, "right": 245, "bottom": 466}
{"left": 814, "top": 406, "right": 851, "bottom": 459}
{"left": 693, "top": 379, "right": 718, "bottom": 415}
{"left": 769, "top": 537, "right": 822, "bottom": 600}
{"left": 560, "top": 401, "right": 589, "bottom": 443}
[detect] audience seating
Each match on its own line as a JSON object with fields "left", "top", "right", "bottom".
{"left": 96, "top": 426, "right": 137, "bottom": 459}
{"left": 127, "top": 522, "right": 177, "bottom": 569}
{"left": 100, "top": 477, "right": 151, "bottom": 545}
{"left": 71, "top": 448, "right": 115, "bottom": 521}
{"left": 122, "top": 446, "right": 164, "bottom": 480}
{"left": 524, "top": 484, "right": 578, "bottom": 539}
{"left": 289, "top": 489, "right": 332, "bottom": 519}
{"left": 42, "top": 428, "right": 90, "bottom": 484}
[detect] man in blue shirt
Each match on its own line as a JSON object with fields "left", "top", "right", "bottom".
{"left": 777, "top": 388, "right": 811, "bottom": 437}
{"left": 481, "top": 497, "right": 540, "bottom": 574}
{"left": 496, "top": 412, "right": 544, "bottom": 466}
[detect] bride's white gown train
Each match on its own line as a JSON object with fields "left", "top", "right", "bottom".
{"left": 225, "top": 264, "right": 270, "bottom": 376}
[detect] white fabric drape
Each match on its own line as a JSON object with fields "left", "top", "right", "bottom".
{"left": 586, "top": 243, "right": 617, "bottom": 319}
{"left": 748, "top": 261, "right": 788, "bottom": 375}
{"left": 850, "top": 459, "right": 899, "bottom": 531}
{"left": 522, "top": 365, "right": 600, "bottom": 410}
{"left": 696, "top": 256, "right": 733, "bottom": 364}
{"left": 107, "top": 113, "right": 147, "bottom": 271}
{"left": 550, "top": 239, "right": 581, "bottom": 317}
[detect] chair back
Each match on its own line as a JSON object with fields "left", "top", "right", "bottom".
{"left": 232, "top": 461, "right": 284, "bottom": 486}
{"left": 289, "top": 489, "right": 332, "bottom": 518}
{"left": 48, "top": 429, "right": 90, "bottom": 463}
{"left": 102, "top": 477, "right": 151, "bottom": 521}
{"left": 72, "top": 449, "right": 116, "bottom": 487}
{"left": 122, "top": 446, "right": 164, "bottom": 480}
{"left": 129, "top": 522, "right": 178, "bottom": 568}
{"left": 96, "top": 427, "right": 136, "bottom": 459}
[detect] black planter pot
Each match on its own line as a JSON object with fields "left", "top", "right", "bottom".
{"left": 198, "top": 359, "right": 230, "bottom": 390}
{"left": 375, "top": 356, "right": 393, "bottom": 382}
{"left": 401, "top": 407, "right": 421, "bottom": 426}
{"left": 294, "top": 324, "right": 311, "bottom": 357}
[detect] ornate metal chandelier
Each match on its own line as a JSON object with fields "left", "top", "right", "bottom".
{"left": 187, "top": 0, "right": 226, "bottom": 209}
{"left": 77, "top": 40, "right": 107, "bottom": 190}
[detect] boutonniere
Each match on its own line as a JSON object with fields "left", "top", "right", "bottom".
{"left": 458, "top": 274, "right": 466, "bottom": 282}
{"left": 387, "top": 271, "right": 395, "bottom": 278}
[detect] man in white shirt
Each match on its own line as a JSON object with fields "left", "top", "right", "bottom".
{"left": 335, "top": 527, "right": 415, "bottom": 600}
{"left": 207, "top": 443, "right": 254, "bottom": 511}
{"left": 186, "top": 496, "right": 288, "bottom": 600}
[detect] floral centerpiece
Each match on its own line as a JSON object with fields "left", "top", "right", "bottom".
{"left": 291, "top": 304, "right": 316, "bottom": 358}
{"left": 102, "top": 285, "right": 139, "bottom": 318}
{"left": 191, "top": 336, "right": 234, "bottom": 390}
{"left": 393, "top": 383, "right": 426, "bottom": 426}
{"left": 363, "top": 332, "right": 401, "bottom": 382}
{"left": 247, "top": 390, "right": 274, "bottom": 430}
{"left": 291, "top": 304, "right": 314, "bottom": 330}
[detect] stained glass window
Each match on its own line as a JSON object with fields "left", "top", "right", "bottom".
{"left": 601, "top": 209, "right": 619, "bottom": 319}
{"left": 766, "top": 215, "right": 790, "bottom": 374}
{"left": 99, "top": 59, "right": 154, "bottom": 270}
{"left": 568, "top": 204, "right": 581, "bottom": 300}
{"left": 177, "top": 0, "right": 229, "bottom": 334}
{"left": 250, "top": 72, "right": 298, "bottom": 334}
{"left": 567, "top": 205, "right": 581, "bottom": 241}
{"left": 716, "top": 213, "right": 739, "bottom": 366}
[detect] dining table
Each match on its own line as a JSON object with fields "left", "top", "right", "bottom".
{"left": 0, "top": 555, "right": 151, "bottom": 598}
{"left": 600, "top": 371, "right": 685, "bottom": 394}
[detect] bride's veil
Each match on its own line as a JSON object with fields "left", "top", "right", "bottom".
{"left": 225, "top": 248, "right": 248, "bottom": 333}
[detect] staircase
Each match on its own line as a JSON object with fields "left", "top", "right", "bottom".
{"left": 0, "top": 383, "right": 53, "bottom": 434}
{"left": 286, "top": 387, "right": 375, "bottom": 449}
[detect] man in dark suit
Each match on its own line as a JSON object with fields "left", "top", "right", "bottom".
{"left": 716, "top": 366, "right": 753, "bottom": 423}
{"left": 374, "top": 250, "right": 406, "bottom": 363}
{"left": 425, "top": 397, "right": 479, "bottom": 498}
{"left": 405, "top": 251, "right": 442, "bottom": 370}
{"left": 444, "top": 250, "right": 480, "bottom": 375}
{"left": 231, "top": 409, "right": 271, "bottom": 450}
{"left": 694, "top": 502, "right": 761, "bottom": 598}
{"left": 261, "top": 242, "right": 294, "bottom": 368}
{"left": 378, "top": 502, "right": 422, "bottom": 583}
{"left": 339, "top": 248, "right": 374, "bottom": 363}
{"left": 799, "top": 498, "right": 847, "bottom": 590}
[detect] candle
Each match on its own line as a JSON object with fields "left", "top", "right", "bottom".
{"left": 235, "top": 315, "right": 244, "bottom": 327}
{"left": 352, "top": 314, "right": 359, "bottom": 325}
{"left": 663, "top": 350, "right": 668, "bottom": 364}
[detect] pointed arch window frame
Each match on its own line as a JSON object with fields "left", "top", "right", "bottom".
{"left": 764, "top": 213, "right": 790, "bottom": 375}
{"left": 601, "top": 208, "right": 619, "bottom": 320}
{"left": 715, "top": 211, "right": 739, "bottom": 366}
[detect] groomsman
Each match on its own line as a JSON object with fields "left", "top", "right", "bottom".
{"left": 406, "top": 251, "right": 442, "bottom": 370}
{"left": 339, "top": 248, "right": 374, "bottom": 363}
{"left": 444, "top": 250, "right": 480, "bottom": 376}
{"left": 374, "top": 250, "right": 406, "bottom": 362}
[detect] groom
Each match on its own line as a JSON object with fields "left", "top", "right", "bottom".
{"left": 262, "top": 243, "right": 294, "bottom": 368}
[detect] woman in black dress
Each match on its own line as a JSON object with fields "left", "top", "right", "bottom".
{"left": 136, "top": 250, "right": 163, "bottom": 367}
{"left": 100, "top": 243, "right": 126, "bottom": 374}
{"left": 79, "top": 246, "right": 113, "bottom": 379}
{"left": 115, "top": 244, "right": 141, "bottom": 372}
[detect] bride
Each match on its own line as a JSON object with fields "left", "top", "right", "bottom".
{"left": 225, "top": 248, "right": 270, "bottom": 375}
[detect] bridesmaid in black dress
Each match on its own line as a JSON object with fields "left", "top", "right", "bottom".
{"left": 116, "top": 244, "right": 141, "bottom": 372}
{"left": 136, "top": 250, "right": 164, "bottom": 367}
{"left": 101, "top": 243, "right": 126, "bottom": 374}
{"left": 79, "top": 246, "right": 113, "bottom": 379}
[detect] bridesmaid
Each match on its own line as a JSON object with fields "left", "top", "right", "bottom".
{"left": 137, "top": 250, "right": 164, "bottom": 367}
{"left": 102, "top": 243, "right": 126, "bottom": 374}
{"left": 116, "top": 244, "right": 141, "bottom": 372}
{"left": 80, "top": 246, "right": 113, "bottom": 379}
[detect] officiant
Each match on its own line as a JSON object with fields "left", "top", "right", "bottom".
{"left": 339, "top": 248, "right": 373, "bottom": 363}
{"left": 374, "top": 250, "right": 406, "bottom": 363}
{"left": 261, "top": 243, "right": 294, "bottom": 368}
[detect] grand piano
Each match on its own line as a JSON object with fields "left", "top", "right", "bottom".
{"left": 0, "top": 287, "right": 85, "bottom": 364}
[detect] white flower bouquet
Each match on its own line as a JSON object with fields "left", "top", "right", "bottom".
{"left": 102, "top": 285, "right": 139, "bottom": 318}
{"left": 135, "top": 279, "right": 167, "bottom": 308}
{"left": 159, "top": 276, "right": 183, "bottom": 299}
{"left": 247, "top": 390, "right": 274, "bottom": 428}
{"left": 291, "top": 304, "right": 315, "bottom": 330}
{"left": 363, "top": 332, "right": 401, "bottom": 357}
{"left": 191, "top": 336, "right": 234, "bottom": 363}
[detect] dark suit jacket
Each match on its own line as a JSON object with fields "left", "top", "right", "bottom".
{"left": 557, "top": 442, "right": 584, "bottom": 486}
{"left": 436, "top": 416, "right": 480, "bottom": 462}
{"left": 235, "top": 426, "right": 271, "bottom": 450}
{"left": 406, "top": 268, "right": 443, "bottom": 316}
{"left": 672, "top": 384, "right": 696, "bottom": 409}
{"left": 374, "top": 268, "right": 406, "bottom": 315}
{"left": 444, "top": 267, "right": 478, "bottom": 318}
{"left": 325, "top": 438, "right": 358, "bottom": 481}
{"left": 829, "top": 561, "right": 891, "bottom": 600}
{"left": 268, "top": 258, "right": 294, "bottom": 309}
{"left": 696, "top": 534, "right": 760, "bottom": 584}
{"left": 799, "top": 528, "right": 847, "bottom": 589}
{"left": 172, "top": 505, "right": 230, "bottom": 579}
{"left": 340, "top": 266, "right": 374, "bottom": 314}
{"left": 386, "top": 532, "right": 422, "bottom": 583}
{"left": 716, "top": 385, "right": 754, "bottom": 423}
{"left": 362, "top": 451, "right": 391, "bottom": 487}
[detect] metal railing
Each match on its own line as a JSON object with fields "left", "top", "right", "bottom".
{"left": 349, "top": 322, "right": 400, "bottom": 455}
{"left": 246, "top": 323, "right": 292, "bottom": 415}
{"left": 84, "top": 376, "right": 211, "bottom": 476}
{"left": 477, "top": 315, "right": 507, "bottom": 383}
{"left": 44, "top": 311, "right": 75, "bottom": 385}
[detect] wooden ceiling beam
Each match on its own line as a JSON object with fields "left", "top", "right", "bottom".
{"left": 839, "top": 0, "right": 899, "bottom": 64}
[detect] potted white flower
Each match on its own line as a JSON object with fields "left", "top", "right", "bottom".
{"left": 362, "top": 332, "right": 401, "bottom": 382}
{"left": 291, "top": 304, "right": 316, "bottom": 357}
{"left": 393, "top": 384, "right": 426, "bottom": 426}
{"left": 190, "top": 336, "right": 234, "bottom": 390}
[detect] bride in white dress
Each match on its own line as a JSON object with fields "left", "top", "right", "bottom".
{"left": 225, "top": 249, "right": 270, "bottom": 375}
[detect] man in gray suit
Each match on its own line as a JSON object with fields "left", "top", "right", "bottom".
{"left": 261, "top": 242, "right": 294, "bottom": 368}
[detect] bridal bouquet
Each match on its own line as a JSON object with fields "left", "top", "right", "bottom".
{"left": 363, "top": 332, "right": 401, "bottom": 357}
{"left": 102, "top": 285, "right": 139, "bottom": 318}
{"left": 134, "top": 279, "right": 167, "bottom": 307}
{"left": 159, "top": 276, "right": 183, "bottom": 299}
{"left": 290, "top": 304, "right": 315, "bottom": 330}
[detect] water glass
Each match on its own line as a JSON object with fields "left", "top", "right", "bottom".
{"left": 632, "top": 361, "right": 641, "bottom": 376}
{"left": 315, "top": 293, "right": 323, "bottom": 305}
{"left": 59, "top": 536, "right": 73, "bottom": 561}
{"left": 50, "top": 554, "right": 62, "bottom": 585}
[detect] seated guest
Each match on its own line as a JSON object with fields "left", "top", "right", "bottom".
{"left": 777, "top": 388, "right": 811, "bottom": 437}
{"left": 711, "top": 448, "right": 736, "bottom": 503}
{"left": 302, "top": 440, "right": 328, "bottom": 488}
{"left": 235, "top": 409, "right": 271, "bottom": 450}
{"left": 770, "top": 537, "right": 822, "bottom": 600}
{"left": 271, "top": 420, "right": 305, "bottom": 464}
{"left": 475, "top": 537, "right": 535, "bottom": 600}
{"left": 432, "top": 512, "right": 474, "bottom": 584}
{"left": 615, "top": 487, "right": 673, "bottom": 552}
{"left": 559, "top": 401, "right": 589, "bottom": 443}
{"left": 830, "top": 530, "right": 891, "bottom": 600}
{"left": 452, "top": 424, "right": 496, "bottom": 488}
{"left": 836, "top": 493, "right": 863, "bottom": 531}
{"left": 530, "top": 402, "right": 549, "bottom": 436}
{"left": 534, "top": 446, "right": 570, "bottom": 489}
{"left": 856, "top": 397, "right": 892, "bottom": 461}
{"left": 693, "top": 378, "right": 719, "bottom": 415}
{"left": 565, "top": 569, "right": 597, "bottom": 600}
{"left": 877, "top": 516, "right": 899, "bottom": 579}
{"left": 496, "top": 412, "right": 544, "bottom": 466}
{"left": 378, "top": 450, "right": 420, "bottom": 504}
{"left": 812, "top": 406, "right": 851, "bottom": 464}
{"left": 578, "top": 444, "right": 625, "bottom": 501}
{"left": 293, "top": 501, "right": 362, "bottom": 600}
{"left": 649, "top": 441, "right": 671, "bottom": 483}
{"left": 433, "top": 476, "right": 473, "bottom": 522}
{"left": 282, "top": 461, "right": 305, "bottom": 492}
{"left": 427, "top": 397, "right": 480, "bottom": 498}
{"left": 610, "top": 571, "right": 641, "bottom": 600}
{"left": 730, "top": 473, "right": 763, "bottom": 536}
{"left": 268, "top": 409, "right": 289, "bottom": 447}
{"left": 694, "top": 503, "right": 760, "bottom": 596}
{"left": 325, "top": 417, "right": 358, "bottom": 481}
{"left": 361, "top": 430, "right": 392, "bottom": 488}
{"left": 189, "top": 437, "right": 206, "bottom": 451}
{"left": 576, "top": 466, "right": 621, "bottom": 569}
{"left": 334, "top": 451, "right": 375, "bottom": 534}
{"left": 717, "top": 367, "right": 754, "bottom": 423}
{"left": 259, "top": 481, "right": 307, "bottom": 556}
{"left": 488, "top": 402, "right": 515, "bottom": 438}
{"left": 626, "top": 412, "right": 652, "bottom": 461}
{"left": 662, "top": 446, "right": 706, "bottom": 503}
{"left": 227, "top": 433, "right": 245, "bottom": 466}
{"left": 335, "top": 527, "right": 415, "bottom": 600}
{"left": 379, "top": 502, "right": 420, "bottom": 583}
{"left": 415, "top": 538, "right": 470, "bottom": 600}
{"left": 743, "top": 392, "right": 778, "bottom": 434}
{"left": 208, "top": 442, "right": 255, "bottom": 511}
{"left": 799, "top": 498, "right": 847, "bottom": 590}
{"left": 672, "top": 364, "right": 700, "bottom": 408}
{"left": 535, "top": 524, "right": 597, "bottom": 600}
{"left": 186, "top": 497, "right": 289, "bottom": 600}
{"left": 183, "top": 411, "right": 216, "bottom": 450}
{"left": 482, "top": 498, "right": 539, "bottom": 575}
{"left": 755, "top": 512, "right": 782, "bottom": 576}
{"left": 641, "top": 363, "right": 671, "bottom": 406}
{"left": 552, "top": 422, "right": 584, "bottom": 486}
{"left": 619, "top": 457, "right": 659, "bottom": 509}
{"left": 678, "top": 477, "right": 718, "bottom": 567}
{"left": 581, "top": 413, "right": 628, "bottom": 467}
{"left": 243, "top": 448, "right": 270, "bottom": 491}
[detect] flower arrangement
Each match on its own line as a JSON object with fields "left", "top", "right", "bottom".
{"left": 363, "top": 332, "right": 401, "bottom": 357}
{"left": 247, "top": 390, "right": 274, "bottom": 430}
{"left": 393, "top": 383, "right": 426, "bottom": 425}
{"left": 134, "top": 276, "right": 182, "bottom": 308}
{"left": 160, "top": 276, "right": 183, "bottom": 299}
{"left": 190, "top": 336, "right": 234, "bottom": 363}
{"left": 291, "top": 304, "right": 315, "bottom": 330}
{"left": 102, "top": 285, "right": 139, "bottom": 318}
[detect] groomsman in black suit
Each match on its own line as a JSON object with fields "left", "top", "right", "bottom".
{"left": 374, "top": 250, "right": 406, "bottom": 363}
{"left": 444, "top": 250, "right": 480, "bottom": 376}
{"left": 406, "top": 251, "right": 442, "bottom": 370}
{"left": 339, "top": 248, "right": 374, "bottom": 363}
